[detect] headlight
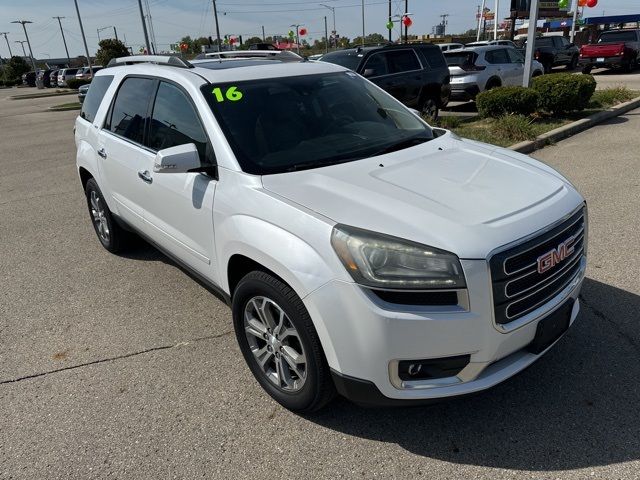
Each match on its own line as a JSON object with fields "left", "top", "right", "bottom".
{"left": 330, "top": 225, "right": 466, "bottom": 290}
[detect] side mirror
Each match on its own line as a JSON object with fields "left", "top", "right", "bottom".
{"left": 153, "top": 143, "right": 201, "bottom": 174}
{"left": 363, "top": 68, "right": 376, "bottom": 78}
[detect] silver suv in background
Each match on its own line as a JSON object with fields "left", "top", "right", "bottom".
{"left": 445, "top": 46, "right": 543, "bottom": 101}
{"left": 57, "top": 68, "right": 79, "bottom": 87}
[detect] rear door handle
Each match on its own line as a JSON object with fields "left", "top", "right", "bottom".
{"left": 137, "top": 170, "right": 153, "bottom": 184}
{"left": 97, "top": 148, "right": 107, "bottom": 159}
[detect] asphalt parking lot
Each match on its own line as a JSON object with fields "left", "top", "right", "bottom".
{"left": 1, "top": 86, "right": 639, "bottom": 479}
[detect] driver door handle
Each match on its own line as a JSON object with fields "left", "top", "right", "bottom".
{"left": 97, "top": 148, "right": 107, "bottom": 159}
{"left": 137, "top": 170, "right": 153, "bottom": 184}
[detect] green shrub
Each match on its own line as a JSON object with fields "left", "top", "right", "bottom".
{"left": 589, "top": 86, "right": 638, "bottom": 109}
{"left": 476, "top": 86, "right": 539, "bottom": 118}
{"left": 66, "top": 78, "right": 90, "bottom": 90}
{"left": 532, "top": 73, "right": 596, "bottom": 114}
{"left": 434, "top": 115, "right": 461, "bottom": 129}
{"left": 491, "top": 114, "right": 537, "bottom": 143}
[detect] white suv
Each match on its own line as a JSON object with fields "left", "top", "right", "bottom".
{"left": 75, "top": 55, "right": 587, "bottom": 411}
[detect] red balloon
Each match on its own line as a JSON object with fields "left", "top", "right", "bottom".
{"left": 578, "top": 0, "right": 587, "bottom": 6}
{"left": 586, "top": 0, "right": 597, "bottom": 6}
{"left": 402, "top": 15, "right": 413, "bottom": 27}
{"left": 299, "top": 28, "right": 307, "bottom": 36}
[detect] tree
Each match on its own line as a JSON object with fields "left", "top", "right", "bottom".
{"left": 2, "top": 56, "right": 30, "bottom": 82}
{"left": 95, "top": 39, "right": 129, "bottom": 66}
{"left": 239, "top": 36, "right": 263, "bottom": 50}
{"left": 349, "top": 33, "right": 387, "bottom": 47}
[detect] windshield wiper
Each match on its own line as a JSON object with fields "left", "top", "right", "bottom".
{"left": 370, "top": 136, "right": 431, "bottom": 157}
{"left": 282, "top": 157, "right": 362, "bottom": 173}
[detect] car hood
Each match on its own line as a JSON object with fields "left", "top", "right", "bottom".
{"left": 261, "top": 133, "right": 583, "bottom": 258}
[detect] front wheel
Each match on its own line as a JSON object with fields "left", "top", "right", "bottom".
{"left": 85, "top": 178, "right": 130, "bottom": 253}
{"left": 419, "top": 97, "right": 439, "bottom": 122}
{"left": 232, "top": 271, "right": 335, "bottom": 412}
{"left": 567, "top": 55, "right": 578, "bottom": 70}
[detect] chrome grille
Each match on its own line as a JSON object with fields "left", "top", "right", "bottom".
{"left": 489, "top": 207, "right": 586, "bottom": 324}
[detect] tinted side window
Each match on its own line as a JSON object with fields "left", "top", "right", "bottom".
{"left": 362, "top": 53, "right": 389, "bottom": 76}
{"left": 148, "top": 81, "right": 211, "bottom": 164}
{"left": 419, "top": 46, "right": 447, "bottom": 68}
{"left": 107, "top": 77, "right": 155, "bottom": 145}
{"left": 559, "top": 37, "right": 570, "bottom": 47}
{"left": 485, "top": 49, "right": 509, "bottom": 64}
{"left": 507, "top": 48, "right": 524, "bottom": 63}
{"left": 80, "top": 75, "right": 114, "bottom": 123}
{"left": 385, "top": 50, "right": 421, "bottom": 73}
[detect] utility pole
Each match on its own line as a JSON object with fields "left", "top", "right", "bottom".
{"left": 262, "top": 25, "right": 265, "bottom": 42}
{"left": 73, "top": 0, "right": 93, "bottom": 76}
{"left": 361, "top": 0, "right": 365, "bottom": 45}
{"left": 213, "top": 0, "right": 222, "bottom": 52}
{"left": 388, "top": 0, "right": 392, "bottom": 42}
{"left": 15, "top": 41, "right": 27, "bottom": 58}
{"left": 11, "top": 21, "right": 37, "bottom": 72}
{"left": 320, "top": 4, "right": 336, "bottom": 48}
{"left": 523, "top": 0, "right": 539, "bottom": 87}
{"left": 114, "top": 26, "right": 118, "bottom": 41}
{"left": 137, "top": 0, "right": 152, "bottom": 54}
{"left": 290, "top": 24, "right": 302, "bottom": 55}
{"left": 52, "top": 17, "right": 71, "bottom": 66}
{"left": 404, "top": 0, "right": 409, "bottom": 44}
{"left": 0, "top": 32, "right": 12, "bottom": 57}
{"left": 494, "top": 0, "right": 499, "bottom": 40}
{"left": 477, "top": 0, "right": 486, "bottom": 41}
{"left": 324, "top": 16, "right": 328, "bottom": 54}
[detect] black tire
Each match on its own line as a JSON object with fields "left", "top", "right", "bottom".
{"left": 484, "top": 78, "right": 501, "bottom": 91}
{"left": 232, "top": 271, "right": 335, "bottom": 412}
{"left": 543, "top": 62, "right": 552, "bottom": 74}
{"left": 419, "top": 97, "right": 439, "bottom": 122}
{"left": 582, "top": 66, "right": 592, "bottom": 74}
{"left": 84, "top": 178, "right": 129, "bottom": 253}
{"left": 532, "top": 70, "right": 543, "bottom": 78}
{"left": 567, "top": 55, "right": 578, "bottom": 70}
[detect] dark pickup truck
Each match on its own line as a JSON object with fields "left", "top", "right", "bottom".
{"left": 528, "top": 36, "right": 580, "bottom": 73}
{"left": 579, "top": 29, "right": 640, "bottom": 74}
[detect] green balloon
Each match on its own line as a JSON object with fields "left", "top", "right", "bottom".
{"left": 558, "top": 0, "right": 568, "bottom": 8}
{"left": 288, "top": 30, "right": 295, "bottom": 37}
{"left": 386, "top": 20, "right": 394, "bottom": 30}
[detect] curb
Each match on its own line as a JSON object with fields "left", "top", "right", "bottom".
{"left": 10, "top": 90, "right": 77, "bottom": 100}
{"left": 509, "top": 95, "right": 640, "bottom": 153}
{"left": 48, "top": 105, "right": 81, "bottom": 112}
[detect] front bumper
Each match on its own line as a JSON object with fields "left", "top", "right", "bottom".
{"left": 450, "top": 84, "right": 480, "bottom": 101}
{"left": 304, "top": 257, "right": 585, "bottom": 405}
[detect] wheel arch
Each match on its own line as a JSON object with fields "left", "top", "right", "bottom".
{"left": 484, "top": 76, "right": 502, "bottom": 90}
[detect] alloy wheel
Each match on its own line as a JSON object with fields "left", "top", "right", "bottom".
{"left": 89, "top": 190, "right": 110, "bottom": 243}
{"left": 243, "top": 296, "right": 307, "bottom": 392}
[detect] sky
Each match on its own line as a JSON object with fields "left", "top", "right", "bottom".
{"left": 0, "top": 0, "right": 637, "bottom": 59}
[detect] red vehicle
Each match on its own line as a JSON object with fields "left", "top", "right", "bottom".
{"left": 579, "top": 29, "right": 640, "bottom": 74}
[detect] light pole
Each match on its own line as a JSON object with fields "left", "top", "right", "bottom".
{"left": 73, "top": 0, "right": 93, "bottom": 76}
{"left": 15, "top": 40, "right": 27, "bottom": 58}
{"left": 97, "top": 26, "right": 116, "bottom": 42}
{"left": 11, "top": 21, "right": 37, "bottom": 72}
{"left": 361, "top": 0, "right": 365, "bottom": 45}
{"left": 523, "top": 0, "right": 540, "bottom": 87}
{"left": 324, "top": 16, "right": 328, "bottom": 54}
{"left": 319, "top": 4, "right": 336, "bottom": 48}
{"left": 0, "top": 32, "right": 12, "bottom": 57}
{"left": 137, "top": 0, "right": 152, "bottom": 54}
{"left": 212, "top": 0, "right": 222, "bottom": 52}
{"left": 494, "top": 0, "right": 499, "bottom": 40}
{"left": 52, "top": 17, "right": 71, "bottom": 66}
{"left": 290, "top": 24, "right": 303, "bottom": 55}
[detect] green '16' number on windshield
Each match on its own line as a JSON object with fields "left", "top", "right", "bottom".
{"left": 211, "top": 86, "right": 243, "bottom": 103}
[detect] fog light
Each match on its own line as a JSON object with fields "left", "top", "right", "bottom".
{"left": 398, "top": 355, "right": 470, "bottom": 381}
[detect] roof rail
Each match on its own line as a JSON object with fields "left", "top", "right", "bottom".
{"left": 107, "top": 55, "right": 193, "bottom": 69}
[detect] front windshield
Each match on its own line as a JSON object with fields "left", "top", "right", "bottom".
{"left": 201, "top": 72, "right": 433, "bottom": 175}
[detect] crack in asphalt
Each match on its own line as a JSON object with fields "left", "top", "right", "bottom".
{"left": 0, "top": 330, "right": 233, "bottom": 386}
{"left": 579, "top": 294, "right": 640, "bottom": 352}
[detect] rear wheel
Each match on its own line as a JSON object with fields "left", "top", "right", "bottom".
{"left": 484, "top": 78, "right": 501, "bottom": 92}
{"left": 232, "top": 271, "right": 335, "bottom": 412}
{"left": 582, "top": 65, "right": 593, "bottom": 74}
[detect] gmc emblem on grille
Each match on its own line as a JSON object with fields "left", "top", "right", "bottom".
{"left": 537, "top": 236, "right": 576, "bottom": 274}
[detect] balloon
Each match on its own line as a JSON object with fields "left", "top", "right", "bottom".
{"left": 558, "top": 0, "right": 569, "bottom": 8}
{"left": 402, "top": 15, "right": 413, "bottom": 27}
{"left": 386, "top": 20, "right": 394, "bottom": 30}
{"left": 288, "top": 30, "right": 295, "bottom": 38}
{"left": 299, "top": 28, "right": 307, "bottom": 36}
{"left": 578, "top": 0, "right": 587, "bottom": 6}
{"left": 586, "top": 0, "right": 597, "bottom": 7}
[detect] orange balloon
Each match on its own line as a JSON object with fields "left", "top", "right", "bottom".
{"left": 578, "top": 0, "right": 587, "bottom": 6}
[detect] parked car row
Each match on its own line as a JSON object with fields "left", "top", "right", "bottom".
{"left": 22, "top": 66, "right": 104, "bottom": 88}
